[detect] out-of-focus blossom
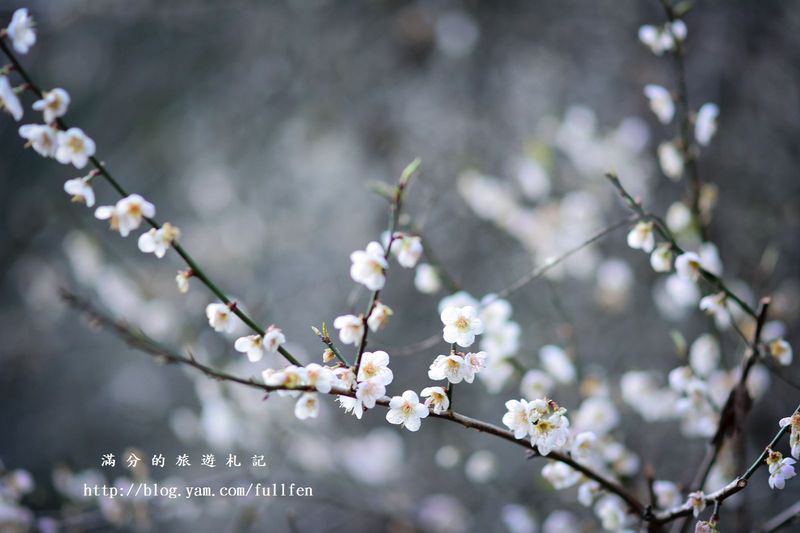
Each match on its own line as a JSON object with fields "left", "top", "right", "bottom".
{"left": 355, "top": 379, "right": 385, "bottom": 409}
{"left": 175, "top": 269, "right": 191, "bottom": 293}
{"left": 769, "top": 339, "right": 792, "bottom": 366}
{"left": 415, "top": 263, "right": 442, "bottom": 294}
{"left": 391, "top": 233, "right": 423, "bottom": 268}
{"left": 539, "top": 345, "right": 576, "bottom": 384}
{"left": 305, "top": 363, "right": 334, "bottom": 393}
{"left": 638, "top": 20, "right": 686, "bottom": 55}
{"left": 689, "top": 334, "right": 720, "bottom": 377}
{"left": 653, "top": 480, "right": 682, "bottom": 509}
{"left": 0, "top": 75, "right": 23, "bottom": 120}
{"left": 595, "top": 258, "right": 633, "bottom": 311}
{"left": 350, "top": 241, "right": 387, "bottom": 290}
{"left": 464, "top": 450, "right": 497, "bottom": 483}
{"left": 658, "top": 141, "right": 684, "bottom": 180}
{"left": 675, "top": 252, "right": 703, "bottom": 282}
{"left": 650, "top": 243, "right": 673, "bottom": 272}
{"left": 520, "top": 369, "right": 554, "bottom": 400}
{"left": 6, "top": 8, "right": 37, "bottom": 54}
{"left": 33, "top": 88, "right": 70, "bottom": 123}
{"left": 644, "top": 84, "right": 674, "bottom": 124}
{"left": 501, "top": 504, "right": 537, "bottom": 533}
{"left": 627, "top": 221, "right": 656, "bottom": 253}
{"left": 542, "top": 461, "right": 581, "bottom": 489}
{"left": 666, "top": 202, "right": 693, "bottom": 234}
{"left": 386, "top": 390, "right": 428, "bottom": 431}
{"left": 699, "top": 292, "right": 730, "bottom": 329}
{"left": 695, "top": 103, "right": 719, "bottom": 146}
{"left": 595, "top": 495, "right": 634, "bottom": 531}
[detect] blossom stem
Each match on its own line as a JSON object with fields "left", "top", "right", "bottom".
{"left": 659, "top": 0, "right": 706, "bottom": 241}
{"left": 66, "top": 288, "right": 645, "bottom": 517}
{"left": 353, "top": 160, "right": 419, "bottom": 375}
{"left": 0, "top": 38, "right": 300, "bottom": 366}
{"left": 605, "top": 172, "right": 757, "bottom": 318}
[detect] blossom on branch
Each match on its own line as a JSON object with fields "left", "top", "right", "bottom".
{"left": 333, "top": 314, "right": 364, "bottom": 345}
{"left": 205, "top": 303, "right": 235, "bottom": 333}
{"left": 350, "top": 241, "right": 387, "bottom": 290}
{"left": 357, "top": 351, "right": 393, "bottom": 385}
{"left": 441, "top": 305, "right": 483, "bottom": 347}
{"left": 0, "top": 75, "right": 23, "bottom": 120}
{"left": 19, "top": 123, "right": 58, "bottom": 157}
{"left": 63, "top": 177, "right": 95, "bottom": 207}
{"left": 137, "top": 223, "right": 180, "bottom": 258}
{"left": 55, "top": 127, "right": 95, "bottom": 169}
{"left": 420, "top": 386, "right": 449, "bottom": 414}
{"left": 626, "top": 221, "right": 655, "bottom": 253}
{"left": 6, "top": 8, "right": 36, "bottom": 54}
{"left": 695, "top": 103, "right": 719, "bottom": 146}
{"left": 385, "top": 390, "right": 429, "bottom": 432}
{"left": 643, "top": 84, "right": 674, "bottom": 124}
{"left": 32, "top": 88, "right": 70, "bottom": 123}
{"left": 767, "top": 450, "right": 796, "bottom": 490}
{"left": 778, "top": 413, "right": 800, "bottom": 459}
{"left": 95, "top": 194, "right": 155, "bottom": 237}
{"left": 367, "top": 302, "right": 393, "bottom": 332}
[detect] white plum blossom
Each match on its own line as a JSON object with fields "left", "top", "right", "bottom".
{"left": 571, "top": 431, "right": 598, "bottom": 461}
{"left": 698, "top": 292, "right": 730, "bottom": 329}
{"left": 333, "top": 314, "right": 364, "bottom": 346}
{"left": 95, "top": 194, "right": 155, "bottom": 237}
{"left": 541, "top": 461, "right": 581, "bottom": 490}
{"left": 367, "top": 302, "right": 393, "bottom": 332}
{"left": 463, "top": 351, "right": 487, "bottom": 381}
{"left": 595, "top": 495, "right": 634, "bottom": 532}
{"left": 392, "top": 233, "right": 423, "bottom": 268}
{"left": 19, "top": 124, "right": 58, "bottom": 157}
{"left": 698, "top": 242, "right": 723, "bottom": 276}
{"left": 234, "top": 334, "right": 266, "bottom": 362}
{"left": 653, "top": 480, "right": 682, "bottom": 509}
{"left": 263, "top": 365, "right": 306, "bottom": 396}
{"left": 305, "top": 363, "right": 334, "bottom": 393}
{"left": 626, "top": 221, "right": 656, "bottom": 253}
{"left": 658, "top": 141, "right": 684, "bottom": 180}
{"left": 441, "top": 305, "right": 484, "bottom": 347}
{"left": 578, "top": 480, "right": 602, "bottom": 507}
{"left": 767, "top": 450, "right": 796, "bottom": 490}
{"left": 695, "top": 103, "right": 719, "bottom": 146}
{"left": 175, "top": 269, "right": 191, "bottom": 293}
{"left": 137, "top": 223, "right": 180, "bottom": 258}
{"left": 294, "top": 393, "right": 319, "bottom": 420}
{"left": 675, "top": 252, "right": 703, "bottom": 282}
{"left": 420, "top": 386, "right": 450, "bottom": 414}
{"left": 385, "top": 390, "right": 429, "bottom": 431}
{"left": 55, "top": 127, "right": 96, "bottom": 169}
{"left": 573, "top": 396, "right": 619, "bottom": 436}
{"left": 638, "top": 20, "right": 687, "bottom": 55}
{"left": 205, "top": 303, "right": 235, "bottom": 333}
{"left": 689, "top": 334, "right": 720, "bottom": 377}
{"left": 333, "top": 366, "right": 356, "bottom": 389}
{"left": 502, "top": 399, "right": 533, "bottom": 439}
{"left": 529, "top": 402, "right": 571, "bottom": 456}
{"left": 644, "top": 84, "right": 674, "bottom": 124}
{"left": 429, "top": 353, "right": 469, "bottom": 384}
{"left": 337, "top": 395, "right": 364, "bottom": 419}
{"left": 355, "top": 378, "right": 385, "bottom": 409}
{"left": 666, "top": 201, "right": 693, "bottom": 233}
{"left": 235, "top": 327, "right": 284, "bottom": 361}
{"left": 414, "top": 263, "right": 442, "bottom": 294}
{"left": 650, "top": 243, "right": 673, "bottom": 272}
{"left": 63, "top": 177, "right": 95, "bottom": 207}
{"left": 350, "top": 241, "right": 387, "bottom": 290}
{"left": 478, "top": 295, "right": 513, "bottom": 330}
{"left": 481, "top": 320, "right": 521, "bottom": 358}
{"left": 769, "top": 339, "right": 793, "bottom": 366}
{"left": 479, "top": 352, "right": 515, "bottom": 393}
{"left": 32, "top": 88, "right": 70, "bottom": 123}
{"left": 357, "top": 350, "right": 393, "bottom": 385}
{"left": 539, "top": 345, "right": 576, "bottom": 384}
{"left": 0, "top": 75, "right": 23, "bottom": 121}
{"left": 779, "top": 413, "right": 800, "bottom": 459}
{"left": 688, "top": 491, "right": 706, "bottom": 517}
{"left": 6, "top": 8, "right": 37, "bottom": 54}
{"left": 520, "top": 369, "right": 554, "bottom": 400}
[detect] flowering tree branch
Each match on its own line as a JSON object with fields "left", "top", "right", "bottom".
{"left": 652, "top": 401, "right": 799, "bottom": 523}
{"left": 658, "top": 0, "right": 706, "bottom": 240}
{"left": 0, "top": 36, "right": 301, "bottom": 366}
{"left": 605, "top": 172, "right": 757, "bottom": 318}
{"left": 353, "top": 159, "right": 420, "bottom": 376}
{"left": 62, "top": 289, "right": 646, "bottom": 517}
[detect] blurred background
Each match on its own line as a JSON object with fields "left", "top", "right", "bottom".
{"left": 1, "top": 0, "right": 799, "bottom": 531}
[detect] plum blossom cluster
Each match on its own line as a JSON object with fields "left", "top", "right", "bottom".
{"left": 502, "top": 398, "right": 570, "bottom": 456}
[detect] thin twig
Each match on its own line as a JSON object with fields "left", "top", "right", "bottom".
{"left": 0, "top": 36, "right": 300, "bottom": 366}
{"left": 605, "top": 172, "right": 757, "bottom": 318}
